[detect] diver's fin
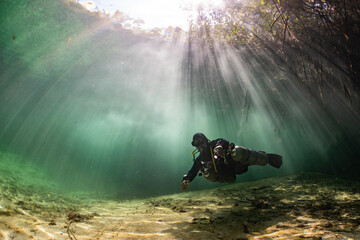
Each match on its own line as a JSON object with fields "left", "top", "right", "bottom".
{"left": 268, "top": 154, "right": 282, "bottom": 168}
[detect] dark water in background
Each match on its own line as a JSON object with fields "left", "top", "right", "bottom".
{"left": 0, "top": 0, "right": 359, "bottom": 199}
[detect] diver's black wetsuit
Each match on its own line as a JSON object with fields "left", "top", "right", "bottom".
{"left": 182, "top": 138, "right": 248, "bottom": 183}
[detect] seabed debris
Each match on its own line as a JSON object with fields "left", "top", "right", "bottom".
{"left": 0, "top": 158, "right": 359, "bottom": 239}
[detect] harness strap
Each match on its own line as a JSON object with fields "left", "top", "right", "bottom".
{"left": 210, "top": 146, "right": 218, "bottom": 173}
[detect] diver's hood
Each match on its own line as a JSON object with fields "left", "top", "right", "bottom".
{"left": 191, "top": 133, "right": 208, "bottom": 148}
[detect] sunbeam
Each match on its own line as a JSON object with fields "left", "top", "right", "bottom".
{"left": 1, "top": 0, "right": 360, "bottom": 239}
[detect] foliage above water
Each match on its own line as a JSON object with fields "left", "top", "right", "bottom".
{"left": 186, "top": 0, "right": 360, "bottom": 105}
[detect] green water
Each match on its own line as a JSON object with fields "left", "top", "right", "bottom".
{"left": 0, "top": 0, "right": 359, "bottom": 199}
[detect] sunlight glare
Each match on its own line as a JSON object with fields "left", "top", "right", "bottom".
{"left": 78, "top": 0, "right": 225, "bottom": 30}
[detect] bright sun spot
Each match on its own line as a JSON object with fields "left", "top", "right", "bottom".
{"left": 78, "top": 0, "right": 224, "bottom": 30}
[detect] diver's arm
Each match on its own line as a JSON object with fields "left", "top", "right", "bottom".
{"left": 181, "top": 157, "right": 201, "bottom": 190}
{"left": 182, "top": 156, "right": 201, "bottom": 181}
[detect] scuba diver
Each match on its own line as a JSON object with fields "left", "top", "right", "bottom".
{"left": 181, "top": 133, "right": 283, "bottom": 190}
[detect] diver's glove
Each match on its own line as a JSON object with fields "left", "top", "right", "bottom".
{"left": 181, "top": 179, "right": 191, "bottom": 190}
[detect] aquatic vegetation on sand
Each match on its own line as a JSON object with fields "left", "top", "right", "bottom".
{"left": 66, "top": 212, "right": 94, "bottom": 240}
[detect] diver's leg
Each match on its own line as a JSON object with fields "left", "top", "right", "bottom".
{"left": 231, "top": 146, "right": 251, "bottom": 164}
{"left": 268, "top": 153, "right": 282, "bottom": 168}
{"left": 231, "top": 146, "right": 267, "bottom": 165}
{"left": 231, "top": 146, "right": 282, "bottom": 168}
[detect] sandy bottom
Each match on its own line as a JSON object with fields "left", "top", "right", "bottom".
{"left": 1, "top": 173, "right": 360, "bottom": 240}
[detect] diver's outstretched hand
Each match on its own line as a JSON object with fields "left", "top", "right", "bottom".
{"left": 181, "top": 180, "right": 190, "bottom": 190}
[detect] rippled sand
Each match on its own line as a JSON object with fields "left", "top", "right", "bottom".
{"left": 1, "top": 172, "right": 360, "bottom": 240}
